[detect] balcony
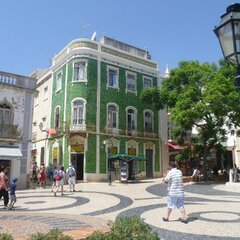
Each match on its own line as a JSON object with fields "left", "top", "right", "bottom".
{"left": 127, "top": 129, "right": 138, "bottom": 137}
{"left": 0, "top": 124, "right": 21, "bottom": 141}
{"left": 106, "top": 127, "right": 120, "bottom": 136}
{"left": 69, "top": 123, "right": 87, "bottom": 133}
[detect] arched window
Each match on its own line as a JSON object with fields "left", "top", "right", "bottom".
{"left": 72, "top": 99, "right": 85, "bottom": 124}
{"left": 54, "top": 106, "right": 60, "bottom": 129}
{"left": 0, "top": 102, "right": 12, "bottom": 125}
{"left": 107, "top": 104, "right": 118, "bottom": 128}
{"left": 127, "top": 107, "right": 137, "bottom": 131}
{"left": 144, "top": 111, "right": 153, "bottom": 132}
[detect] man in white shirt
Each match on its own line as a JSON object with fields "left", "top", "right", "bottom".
{"left": 66, "top": 164, "right": 76, "bottom": 192}
{"left": 163, "top": 160, "right": 188, "bottom": 223}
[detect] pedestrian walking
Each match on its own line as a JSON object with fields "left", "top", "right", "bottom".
{"left": 51, "top": 166, "right": 57, "bottom": 192}
{"left": 39, "top": 165, "right": 46, "bottom": 188}
{"left": 32, "top": 162, "right": 39, "bottom": 181}
{"left": 0, "top": 165, "right": 9, "bottom": 209}
{"left": 53, "top": 166, "right": 65, "bottom": 196}
{"left": 9, "top": 178, "right": 17, "bottom": 210}
{"left": 162, "top": 160, "right": 188, "bottom": 224}
{"left": 46, "top": 164, "right": 53, "bottom": 182}
{"left": 66, "top": 163, "right": 76, "bottom": 192}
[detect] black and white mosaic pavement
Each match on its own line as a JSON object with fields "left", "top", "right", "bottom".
{"left": 0, "top": 181, "right": 240, "bottom": 240}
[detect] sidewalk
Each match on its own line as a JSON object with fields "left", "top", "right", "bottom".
{"left": 0, "top": 179, "right": 239, "bottom": 240}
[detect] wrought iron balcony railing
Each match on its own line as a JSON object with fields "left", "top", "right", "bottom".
{"left": 0, "top": 124, "right": 20, "bottom": 139}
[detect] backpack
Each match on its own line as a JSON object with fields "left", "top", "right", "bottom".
{"left": 54, "top": 170, "right": 63, "bottom": 181}
{"left": 67, "top": 167, "right": 76, "bottom": 177}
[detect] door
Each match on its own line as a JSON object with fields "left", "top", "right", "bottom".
{"left": 71, "top": 154, "right": 84, "bottom": 180}
{"left": 146, "top": 149, "right": 153, "bottom": 178}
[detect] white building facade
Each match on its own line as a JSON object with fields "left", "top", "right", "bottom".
{"left": 0, "top": 71, "right": 37, "bottom": 188}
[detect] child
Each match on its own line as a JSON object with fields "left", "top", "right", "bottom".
{"left": 9, "top": 178, "right": 17, "bottom": 210}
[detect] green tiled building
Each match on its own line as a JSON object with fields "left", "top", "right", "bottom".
{"left": 49, "top": 36, "right": 162, "bottom": 182}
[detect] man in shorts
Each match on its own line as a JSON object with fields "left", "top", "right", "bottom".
{"left": 162, "top": 160, "right": 188, "bottom": 223}
{"left": 66, "top": 164, "right": 76, "bottom": 192}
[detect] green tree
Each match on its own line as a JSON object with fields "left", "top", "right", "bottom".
{"left": 141, "top": 60, "right": 239, "bottom": 180}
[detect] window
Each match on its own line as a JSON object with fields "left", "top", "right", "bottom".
{"left": 72, "top": 99, "right": 84, "bottom": 124}
{"left": 43, "top": 86, "right": 48, "bottom": 100}
{"left": 126, "top": 72, "right": 136, "bottom": 92}
{"left": 127, "top": 108, "right": 137, "bottom": 131}
{"left": 56, "top": 71, "right": 62, "bottom": 92}
{"left": 34, "top": 96, "right": 39, "bottom": 106}
{"left": 73, "top": 61, "right": 87, "bottom": 82}
{"left": 54, "top": 106, "right": 60, "bottom": 128}
{"left": 144, "top": 111, "right": 153, "bottom": 132}
{"left": 107, "top": 105, "right": 118, "bottom": 128}
{"left": 143, "top": 77, "right": 152, "bottom": 89}
{"left": 0, "top": 103, "right": 11, "bottom": 125}
{"left": 107, "top": 66, "right": 118, "bottom": 88}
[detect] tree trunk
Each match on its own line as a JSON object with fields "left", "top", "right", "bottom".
{"left": 202, "top": 143, "right": 208, "bottom": 181}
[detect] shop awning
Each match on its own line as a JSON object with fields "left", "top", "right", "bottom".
{"left": 108, "top": 154, "right": 145, "bottom": 162}
{"left": 168, "top": 142, "right": 184, "bottom": 151}
{"left": 0, "top": 146, "right": 22, "bottom": 160}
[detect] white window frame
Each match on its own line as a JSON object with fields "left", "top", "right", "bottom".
{"left": 126, "top": 71, "right": 137, "bottom": 93}
{"left": 126, "top": 106, "right": 137, "bottom": 131}
{"left": 72, "top": 60, "right": 88, "bottom": 83}
{"left": 144, "top": 110, "right": 154, "bottom": 132}
{"left": 43, "top": 86, "right": 48, "bottom": 101}
{"left": 143, "top": 76, "right": 153, "bottom": 89}
{"left": 56, "top": 71, "right": 62, "bottom": 92}
{"left": 71, "top": 98, "right": 87, "bottom": 125}
{"left": 107, "top": 66, "right": 119, "bottom": 89}
{"left": 107, "top": 103, "right": 119, "bottom": 129}
{"left": 34, "top": 95, "right": 39, "bottom": 107}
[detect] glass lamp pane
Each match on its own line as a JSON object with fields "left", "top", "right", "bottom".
{"left": 217, "top": 22, "right": 234, "bottom": 58}
{"left": 234, "top": 21, "right": 240, "bottom": 51}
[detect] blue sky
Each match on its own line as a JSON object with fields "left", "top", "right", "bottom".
{"left": 0, "top": 0, "right": 236, "bottom": 76}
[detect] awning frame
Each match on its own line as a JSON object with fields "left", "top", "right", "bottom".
{"left": 108, "top": 153, "right": 145, "bottom": 162}
{"left": 0, "top": 146, "right": 22, "bottom": 160}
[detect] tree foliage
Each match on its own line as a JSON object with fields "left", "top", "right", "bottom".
{"left": 141, "top": 60, "right": 240, "bottom": 178}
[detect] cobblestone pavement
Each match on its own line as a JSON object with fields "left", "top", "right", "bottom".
{"left": 0, "top": 179, "right": 240, "bottom": 240}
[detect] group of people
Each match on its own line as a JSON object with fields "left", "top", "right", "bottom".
{"left": 0, "top": 162, "right": 77, "bottom": 210}
{"left": 31, "top": 162, "right": 77, "bottom": 196}
{"left": 0, "top": 165, "right": 17, "bottom": 210}
{"left": 51, "top": 164, "right": 76, "bottom": 196}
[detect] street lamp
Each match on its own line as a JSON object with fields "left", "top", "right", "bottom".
{"left": 38, "top": 122, "right": 49, "bottom": 165}
{"left": 103, "top": 139, "right": 113, "bottom": 185}
{"left": 214, "top": 3, "right": 240, "bottom": 181}
{"left": 214, "top": 3, "right": 240, "bottom": 86}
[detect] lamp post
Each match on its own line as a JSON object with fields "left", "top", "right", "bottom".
{"left": 214, "top": 3, "right": 240, "bottom": 182}
{"left": 103, "top": 139, "right": 113, "bottom": 185}
{"left": 39, "top": 122, "right": 49, "bottom": 165}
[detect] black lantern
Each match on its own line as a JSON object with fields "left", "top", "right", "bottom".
{"left": 214, "top": 3, "right": 240, "bottom": 70}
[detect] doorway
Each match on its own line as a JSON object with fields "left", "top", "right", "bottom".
{"left": 146, "top": 149, "right": 153, "bottom": 178}
{"left": 71, "top": 154, "right": 84, "bottom": 180}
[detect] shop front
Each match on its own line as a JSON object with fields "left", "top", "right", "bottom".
{"left": 0, "top": 145, "right": 22, "bottom": 181}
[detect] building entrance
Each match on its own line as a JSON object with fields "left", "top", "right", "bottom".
{"left": 71, "top": 154, "right": 84, "bottom": 180}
